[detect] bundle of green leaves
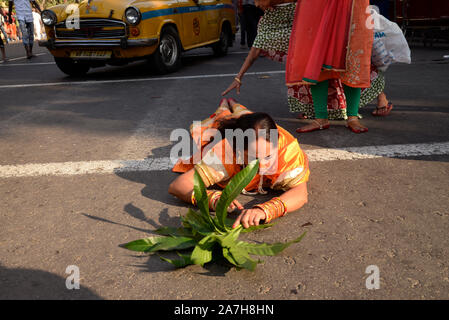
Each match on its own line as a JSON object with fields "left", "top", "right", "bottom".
{"left": 123, "top": 160, "right": 306, "bottom": 271}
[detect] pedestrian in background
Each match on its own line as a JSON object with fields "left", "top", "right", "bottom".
{"left": 8, "top": 0, "right": 41, "bottom": 58}
{"left": 0, "top": 7, "right": 8, "bottom": 61}
{"left": 238, "top": 0, "right": 263, "bottom": 48}
{"left": 32, "top": 8, "right": 42, "bottom": 40}
{"left": 238, "top": 0, "right": 247, "bottom": 48}
{"left": 287, "top": 0, "right": 373, "bottom": 134}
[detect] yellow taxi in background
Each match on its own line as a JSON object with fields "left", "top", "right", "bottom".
{"left": 39, "top": 0, "right": 236, "bottom": 76}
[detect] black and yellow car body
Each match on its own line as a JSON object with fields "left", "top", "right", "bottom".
{"left": 40, "top": 0, "right": 236, "bottom": 76}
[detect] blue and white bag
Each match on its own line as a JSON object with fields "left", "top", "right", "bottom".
{"left": 371, "top": 11, "right": 411, "bottom": 72}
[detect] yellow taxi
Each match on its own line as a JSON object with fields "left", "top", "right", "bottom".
{"left": 39, "top": 0, "right": 236, "bottom": 76}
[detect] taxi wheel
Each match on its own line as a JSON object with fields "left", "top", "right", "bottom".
{"left": 151, "top": 26, "right": 182, "bottom": 74}
{"left": 212, "top": 24, "right": 231, "bottom": 57}
{"left": 54, "top": 58, "right": 90, "bottom": 77}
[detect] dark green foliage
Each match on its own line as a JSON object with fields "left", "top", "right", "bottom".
{"left": 123, "top": 160, "right": 306, "bottom": 271}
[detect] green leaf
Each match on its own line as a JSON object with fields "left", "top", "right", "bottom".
{"left": 123, "top": 236, "right": 196, "bottom": 253}
{"left": 223, "top": 246, "right": 259, "bottom": 271}
{"left": 237, "top": 232, "right": 307, "bottom": 256}
{"left": 193, "top": 169, "right": 216, "bottom": 228}
{"left": 217, "top": 225, "right": 242, "bottom": 248}
{"left": 224, "top": 217, "right": 275, "bottom": 233}
{"left": 155, "top": 226, "right": 193, "bottom": 237}
{"left": 159, "top": 252, "right": 194, "bottom": 268}
{"left": 184, "top": 208, "right": 214, "bottom": 235}
{"left": 240, "top": 223, "right": 276, "bottom": 233}
{"left": 225, "top": 217, "right": 276, "bottom": 233}
{"left": 215, "top": 160, "right": 260, "bottom": 231}
{"left": 190, "top": 235, "right": 216, "bottom": 266}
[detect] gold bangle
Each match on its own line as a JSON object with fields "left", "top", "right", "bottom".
{"left": 234, "top": 77, "right": 241, "bottom": 84}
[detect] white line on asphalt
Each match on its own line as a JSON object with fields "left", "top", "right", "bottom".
{"left": 0, "top": 70, "right": 285, "bottom": 89}
{"left": 0, "top": 52, "right": 47, "bottom": 63}
{"left": 1, "top": 142, "right": 448, "bottom": 178}
{"left": 0, "top": 62, "right": 55, "bottom": 67}
{"left": 0, "top": 52, "right": 248, "bottom": 67}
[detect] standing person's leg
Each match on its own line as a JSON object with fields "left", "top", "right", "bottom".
{"left": 245, "top": 5, "right": 260, "bottom": 48}
{"left": 27, "top": 21, "right": 34, "bottom": 57}
{"left": 372, "top": 91, "right": 393, "bottom": 116}
{"left": 242, "top": 5, "right": 251, "bottom": 47}
{"left": 0, "top": 36, "right": 6, "bottom": 62}
{"left": 344, "top": 84, "right": 368, "bottom": 133}
{"left": 18, "top": 20, "right": 31, "bottom": 57}
{"left": 296, "top": 80, "right": 331, "bottom": 133}
{"left": 239, "top": 13, "right": 246, "bottom": 47}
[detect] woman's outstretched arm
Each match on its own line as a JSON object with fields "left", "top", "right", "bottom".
{"left": 222, "top": 47, "right": 261, "bottom": 96}
{"left": 168, "top": 168, "right": 196, "bottom": 203}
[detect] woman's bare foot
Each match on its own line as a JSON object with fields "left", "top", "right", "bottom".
{"left": 346, "top": 117, "right": 368, "bottom": 133}
{"left": 372, "top": 92, "right": 393, "bottom": 116}
{"left": 227, "top": 98, "right": 237, "bottom": 107}
{"left": 296, "top": 118, "right": 330, "bottom": 133}
{"left": 219, "top": 97, "right": 229, "bottom": 109}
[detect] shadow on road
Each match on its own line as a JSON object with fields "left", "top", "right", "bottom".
{"left": 0, "top": 264, "right": 102, "bottom": 299}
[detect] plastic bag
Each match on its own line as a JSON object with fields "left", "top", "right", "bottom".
{"left": 371, "top": 10, "right": 411, "bottom": 72}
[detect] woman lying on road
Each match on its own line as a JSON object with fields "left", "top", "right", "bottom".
{"left": 169, "top": 98, "right": 309, "bottom": 229}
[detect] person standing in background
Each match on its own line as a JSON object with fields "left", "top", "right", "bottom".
{"left": 239, "top": 0, "right": 263, "bottom": 48}
{"left": 32, "top": 8, "right": 41, "bottom": 40}
{"left": 286, "top": 0, "right": 374, "bottom": 134}
{"left": 0, "top": 8, "right": 7, "bottom": 62}
{"left": 238, "top": 0, "right": 247, "bottom": 48}
{"left": 8, "top": 0, "right": 41, "bottom": 58}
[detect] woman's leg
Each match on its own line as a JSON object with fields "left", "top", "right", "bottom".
{"left": 372, "top": 91, "right": 393, "bottom": 116}
{"left": 296, "top": 80, "right": 330, "bottom": 132}
{"left": 344, "top": 84, "right": 368, "bottom": 133}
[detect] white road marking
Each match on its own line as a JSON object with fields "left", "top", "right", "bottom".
{"left": 0, "top": 52, "right": 247, "bottom": 67}
{"left": 0, "top": 70, "right": 285, "bottom": 89}
{"left": 1, "top": 142, "right": 448, "bottom": 178}
{"left": 0, "top": 62, "right": 55, "bottom": 67}
{"left": 0, "top": 52, "right": 47, "bottom": 63}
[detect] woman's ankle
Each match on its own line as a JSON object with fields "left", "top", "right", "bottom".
{"left": 315, "top": 118, "right": 329, "bottom": 124}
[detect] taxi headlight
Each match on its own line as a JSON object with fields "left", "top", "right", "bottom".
{"left": 41, "top": 10, "right": 57, "bottom": 26}
{"left": 125, "top": 7, "right": 141, "bottom": 26}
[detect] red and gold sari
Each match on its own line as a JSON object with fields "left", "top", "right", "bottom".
{"left": 286, "top": 0, "right": 374, "bottom": 88}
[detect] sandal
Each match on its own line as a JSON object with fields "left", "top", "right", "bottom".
{"left": 296, "top": 119, "right": 330, "bottom": 133}
{"left": 346, "top": 118, "right": 368, "bottom": 134}
{"left": 372, "top": 102, "right": 393, "bottom": 117}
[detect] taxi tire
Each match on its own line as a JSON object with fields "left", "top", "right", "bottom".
{"left": 150, "top": 26, "right": 182, "bottom": 74}
{"left": 54, "top": 58, "right": 90, "bottom": 77}
{"left": 212, "top": 24, "right": 231, "bottom": 57}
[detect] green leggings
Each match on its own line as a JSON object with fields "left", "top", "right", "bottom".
{"left": 310, "top": 80, "right": 361, "bottom": 118}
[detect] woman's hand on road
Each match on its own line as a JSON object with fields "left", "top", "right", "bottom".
{"left": 232, "top": 208, "right": 266, "bottom": 229}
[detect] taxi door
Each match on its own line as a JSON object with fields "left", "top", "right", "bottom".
{"left": 176, "top": 0, "right": 208, "bottom": 48}
{"left": 198, "top": 0, "right": 220, "bottom": 42}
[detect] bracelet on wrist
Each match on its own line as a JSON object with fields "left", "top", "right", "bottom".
{"left": 253, "top": 197, "right": 287, "bottom": 223}
{"left": 191, "top": 190, "right": 222, "bottom": 211}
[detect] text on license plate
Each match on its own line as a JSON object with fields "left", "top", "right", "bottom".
{"left": 70, "top": 51, "right": 112, "bottom": 59}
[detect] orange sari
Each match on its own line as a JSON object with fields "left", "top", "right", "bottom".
{"left": 172, "top": 104, "right": 310, "bottom": 193}
{"left": 286, "top": 0, "right": 374, "bottom": 88}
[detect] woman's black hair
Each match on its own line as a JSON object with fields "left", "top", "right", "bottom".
{"left": 216, "top": 112, "right": 278, "bottom": 152}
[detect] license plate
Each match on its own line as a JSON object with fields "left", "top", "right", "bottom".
{"left": 70, "top": 51, "right": 112, "bottom": 59}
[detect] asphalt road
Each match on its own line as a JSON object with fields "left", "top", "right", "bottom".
{"left": 0, "top": 40, "right": 448, "bottom": 300}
